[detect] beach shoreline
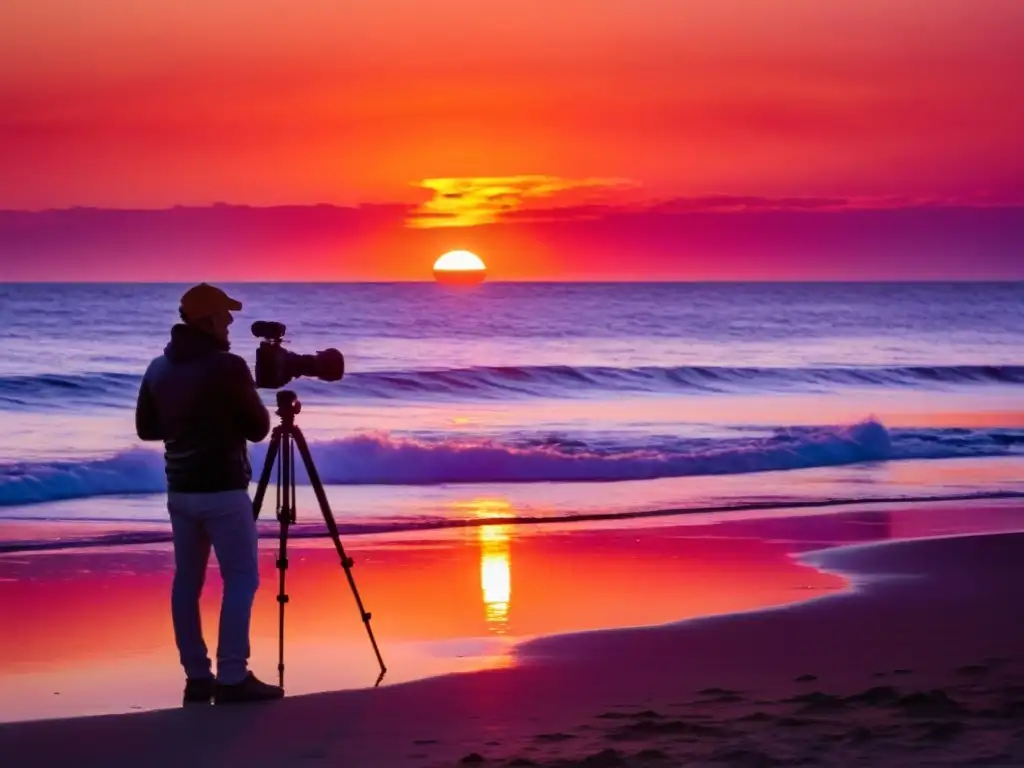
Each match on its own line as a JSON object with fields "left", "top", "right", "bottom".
{"left": 4, "top": 504, "right": 1024, "bottom": 766}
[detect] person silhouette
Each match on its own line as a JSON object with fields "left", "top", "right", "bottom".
{"left": 135, "top": 283, "right": 284, "bottom": 704}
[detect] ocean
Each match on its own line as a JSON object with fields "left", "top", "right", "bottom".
{"left": 1, "top": 282, "right": 1023, "bottom": 550}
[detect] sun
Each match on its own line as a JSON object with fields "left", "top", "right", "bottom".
{"left": 433, "top": 250, "right": 487, "bottom": 284}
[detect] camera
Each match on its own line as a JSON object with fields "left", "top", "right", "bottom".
{"left": 251, "top": 321, "right": 345, "bottom": 389}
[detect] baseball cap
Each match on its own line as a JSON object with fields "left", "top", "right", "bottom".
{"left": 179, "top": 283, "right": 243, "bottom": 321}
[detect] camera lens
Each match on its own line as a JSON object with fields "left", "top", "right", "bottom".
{"left": 314, "top": 349, "right": 344, "bottom": 381}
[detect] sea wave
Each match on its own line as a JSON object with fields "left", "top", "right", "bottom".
{"left": 340, "top": 364, "right": 1024, "bottom": 399}
{"left": 2, "top": 419, "right": 1023, "bottom": 507}
{"left": 3, "top": 364, "right": 1024, "bottom": 409}
{"left": 0, "top": 372, "right": 140, "bottom": 407}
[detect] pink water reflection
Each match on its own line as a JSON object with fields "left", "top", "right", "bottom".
{"left": 2, "top": 500, "right": 1023, "bottom": 722}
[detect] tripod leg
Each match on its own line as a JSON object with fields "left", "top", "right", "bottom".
{"left": 275, "top": 512, "right": 290, "bottom": 689}
{"left": 275, "top": 432, "right": 295, "bottom": 690}
{"left": 252, "top": 427, "right": 282, "bottom": 521}
{"left": 291, "top": 425, "right": 387, "bottom": 684}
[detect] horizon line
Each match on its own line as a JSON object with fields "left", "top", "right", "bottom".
{"left": 3, "top": 199, "right": 1024, "bottom": 215}
{"left": 3, "top": 279, "right": 1022, "bottom": 286}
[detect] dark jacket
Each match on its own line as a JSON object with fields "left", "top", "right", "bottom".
{"left": 135, "top": 324, "right": 271, "bottom": 493}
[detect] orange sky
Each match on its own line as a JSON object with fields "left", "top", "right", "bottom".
{"left": 2, "top": 0, "right": 1022, "bottom": 210}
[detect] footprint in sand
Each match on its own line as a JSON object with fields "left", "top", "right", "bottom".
{"left": 921, "top": 721, "right": 965, "bottom": 741}
{"left": 786, "top": 691, "right": 847, "bottom": 713}
{"left": 697, "top": 687, "right": 745, "bottom": 703}
{"left": 845, "top": 726, "right": 874, "bottom": 744}
{"left": 844, "top": 686, "right": 900, "bottom": 706}
{"left": 708, "top": 747, "right": 778, "bottom": 767}
{"left": 596, "top": 710, "right": 664, "bottom": 720}
{"left": 636, "top": 748, "right": 669, "bottom": 760}
{"left": 534, "top": 732, "right": 576, "bottom": 743}
{"left": 605, "top": 719, "right": 722, "bottom": 742}
{"left": 574, "top": 748, "right": 627, "bottom": 767}
{"left": 955, "top": 664, "right": 990, "bottom": 677}
{"left": 895, "top": 690, "right": 965, "bottom": 717}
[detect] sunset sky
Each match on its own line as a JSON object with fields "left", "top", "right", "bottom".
{"left": 1, "top": 0, "right": 1022, "bottom": 280}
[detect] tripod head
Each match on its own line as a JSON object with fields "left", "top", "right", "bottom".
{"left": 276, "top": 390, "right": 301, "bottom": 421}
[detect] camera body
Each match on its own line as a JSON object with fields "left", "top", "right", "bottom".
{"left": 252, "top": 321, "right": 345, "bottom": 389}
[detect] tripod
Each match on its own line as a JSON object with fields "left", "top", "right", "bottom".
{"left": 251, "top": 389, "right": 387, "bottom": 689}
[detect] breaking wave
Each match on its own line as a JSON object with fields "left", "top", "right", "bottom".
{"left": 3, "top": 419, "right": 1023, "bottom": 507}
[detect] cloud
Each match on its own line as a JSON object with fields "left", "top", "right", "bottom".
{"left": 406, "top": 175, "right": 639, "bottom": 228}
{"left": 407, "top": 183, "right": 1024, "bottom": 228}
{"left": 647, "top": 195, "right": 849, "bottom": 213}
{"left": 469, "top": 192, "right": 1024, "bottom": 224}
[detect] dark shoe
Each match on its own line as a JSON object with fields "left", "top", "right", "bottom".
{"left": 214, "top": 672, "right": 284, "bottom": 704}
{"left": 183, "top": 677, "right": 215, "bottom": 705}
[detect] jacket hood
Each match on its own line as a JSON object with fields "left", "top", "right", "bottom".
{"left": 165, "top": 323, "right": 230, "bottom": 363}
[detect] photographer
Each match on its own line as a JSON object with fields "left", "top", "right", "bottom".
{"left": 135, "top": 283, "right": 284, "bottom": 705}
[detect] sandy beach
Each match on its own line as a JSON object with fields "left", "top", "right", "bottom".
{"left": 4, "top": 501, "right": 1024, "bottom": 767}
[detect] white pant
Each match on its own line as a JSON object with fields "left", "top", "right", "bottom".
{"left": 167, "top": 490, "right": 259, "bottom": 684}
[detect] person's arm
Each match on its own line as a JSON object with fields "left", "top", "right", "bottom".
{"left": 226, "top": 355, "right": 271, "bottom": 442}
{"left": 135, "top": 377, "right": 164, "bottom": 441}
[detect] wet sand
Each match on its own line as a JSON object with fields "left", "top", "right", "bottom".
{"left": 3, "top": 503, "right": 1024, "bottom": 766}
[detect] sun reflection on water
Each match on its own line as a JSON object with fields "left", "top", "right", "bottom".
{"left": 479, "top": 524, "right": 511, "bottom": 634}
{"left": 452, "top": 498, "right": 514, "bottom": 635}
